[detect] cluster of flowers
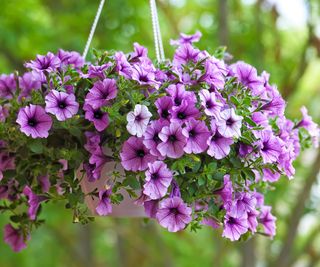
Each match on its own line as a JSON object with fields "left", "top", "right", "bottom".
{"left": 0, "top": 32, "right": 319, "bottom": 252}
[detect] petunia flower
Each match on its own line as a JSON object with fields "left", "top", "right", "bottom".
{"left": 18, "top": 72, "right": 41, "bottom": 100}
{"left": 157, "top": 122, "right": 187, "bottom": 159}
{"left": 0, "top": 105, "right": 9, "bottom": 122}
{"left": 96, "top": 188, "right": 112, "bottom": 216}
{"left": 143, "top": 119, "right": 169, "bottom": 157}
{"left": 166, "top": 83, "right": 196, "bottom": 107}
{"left": 0, "top": 74, "right": 16, "bottom": 99}
{"left": 216, "top": 108, "right": 243, "bottom": 138}
{"left": 45, "top": 90, "right": 79, "bottom": 121}
{"left": 120, "top": 137, "right": 156, "bottom": 171}
{"left": 199, "top": 89, "right": 223, "bottom": 117}
{"left": 259, "top": 205, "right": 276, "bottom": 237}
{"left": 143, "top": 161, "right": 173, "bottom": 200}
{"left": 173, "top": 44, "right": 200, "bottom": 66}
{"left": 222, "top": 209, "right": 248, "bottom": 241}
{"left": 3, "top": 224, "right": 29, "bottom": 252}
{"left": 25, "top": 52, "right": 61, "bottom": 73}
{"left": 85, "top": 78, "right": 118, "bottom": 109}
{"left": 126, "top": 104, "right": 152, "bottom": 137}
{"left": 83, "top": 104, "right": 109, "bottom": 132}
{"left": 247, "top": 209, "right": 259, "bottom": 233}
{"left": 131, "top": 42, "right": 148, "bottom": 59}
{"left": 170, "top": 31, "right": 202, "bottom": 46}
{"left": 297, "top": 106, "right": 320, "bottom": 147}
{"left": 57, "top": 49, "right": 84, "bottom": 68}
{"left": 155, "top": 96, "right": 173, "bottom": 121}
{"left": 114, "top": 51, "right": 132, "bottom": 78}
{"left": 207, "top": 120, "right": 234, "bottom": 159}
{"left": 156, "top": 197, "right": 192, "bottom": 232}
{"left": 199, "top": 59, "right": 225, "bottom": 90}
{"left": 37, "top": 175, "right": 50, "bottom": 193}
{"left": 182, "top": 118, "right": 211, "bottom": 154}
{"left": 171, "top": 100, "right": 200, "bottom": 124}
{"left": 255, "top": 130, "right": 282, "bottom": 164}
{"left": 23, "top": 186, "right": 47, "bottom": 220}
{"left": 16, "top": 104, "right": 53, "bottom": 138}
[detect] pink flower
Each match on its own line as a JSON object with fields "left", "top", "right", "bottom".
{"left": 96, "top": 188, "right": 112, "bottom": 216}
{"left": 4, "top": 224, "right": 29, "bottom": 252}
{"left": 222, "top": 210, "right": 248, "bottom": 241}
{"left": 126, "top": 104, "right": 152, "bottom": 137}
{"left": 199, "top": 89, "right": 223, "bottom": 117}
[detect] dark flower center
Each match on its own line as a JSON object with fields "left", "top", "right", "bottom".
{"left": 174, "top": 98, "right": 181, "bottom": 106}
{"left": 161, "top": 109, "right": 169, "bottom": 118}
{"left": 153, "top": 134, "right": 160, "bottom": 142}
{"left": 226, "top": 118, "right": 234, "bottom": 126}
{"left": 189, "top": 129, "right": 196, "bottom": 137}
{"left": 261, "top": 141, "right": 269, "bottom": 152}
{"left": 58, "top": 101, "right": 67, "bottom": 109}
{"left": 140, "top": 75, "right": 149, "bottom": 82}
{"left": 28, "top": 118, "right": 37, "bottom": 127}
{"left": 228, "top": 217, "right": 237, "bottom": 225}
{"left": 136, "top": 149, "right": 145, "bottom": 158}
{"left": 135, "top": 115, "right": 142, "bottom": 122}
{"left": 94, "top": 110, "right": 103, "bottom": 119}
{"left": 177, "top": 112, "right": 186, "bottom": 120}
{"left": 170, "top": 207, "right": 179, "bottom": 215}
{"left": 169, "top": 135, "right": 177, "bottom": 142}
{"left": 151, "top": 173, "right": 158, "bottom": 180}
{"left": 206, "top": 101, "right": 212, "bottom": 109}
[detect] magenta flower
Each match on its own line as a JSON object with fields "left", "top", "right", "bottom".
{"left": 247, "top": 209, "right": 259, "bottom": 233}
{"left": 173, "top": 44, "right": 200, "bottom": 66}
{"left": 144, "top": 199, "right": 159, "bottom": 218}
{"left": 45, "top": 90, "right": 79, "bottom": 121}
{"left": 84, "top": 64, "right": 110, "bottom": 79}
{"left": 155, "top": 96, "right": 173, "bottom": 121}
{"left": 199, "top": 60, "right": 225, "bottom": 90}
{"left": 96, "top": 188, "right": 112, "bottom": 216}
{"left": 171, "top": 100, "right": 200, "bottom": 124}
{"left": 156, "top": 197, "right": 192, "bottom": 232}
{"left": 16, "top": 104, "right": 53, "bottom": 138}
{"left": 259, "top": 205, "right": 276, "bottom": 237}
{"left": 23, "top": 186, "right": 47, "bottom": 220}
{"left": 0, "top": 74, "right": 16, "bottom": 99}
{"left": 298, "top": 106, "right": 319, "bottom": 147}
{"left": 170, "top": 31, "right": 202, "bottom": 46}
{"left": 143, "top": 120, "right": 169, "bottom": 157}
{"left": 216, "top": 108, "right": 243, "bottom": 138}
{"left": 0, "top": 105, "right": 9, "bottom": 122}
{"left": 114, "top": 51, "right": 132, "bottom": 78}
{"left": 126, "top": 104, "right": 152, "bottom": 137}
{"left": 19, "top": 72, "right": 41, "bottom": 99}
{"left": 83, "top": 104, "right": 109, "bottom": 132}
{"left": 131, "top": 42, "right": 148, "bottom": 59}
{"left": 222, "top": 210, "right": 248, "bottom": 241}
{"left": 182, "top": 118, "right": 211, "bottom": 154}
{"left": 199, "top": 89, "right": 223, "bottom": 117}
{"left": 143, "top": 161, "right": 173, "bottom": 200}
{"left": 57, "top": 49, "right": 84, "bottom": 68}
{"left": 256, "top": 130, "right": 282, "bottom": 164}
{"left": 131, "top": 61, "right": 158, "bottom": 87}
{"left": 4, "top": 224, "right": 28, "bottom": 252}
{"left": 25, "top": 52, "right": 61, "bottom": 73}
{"left": 84, "top": 131, "right": 101, "bottom": 154}
{"left": 207, "top": 121, "right": 234, "bottom": 159}
{"left": 85, "top": 79, "right": 118, "bottom": 109}
{"left": 166, "top": 83, "right": 196, "bottom": 107}
{"left": 233, "top": 192, "right": 257, "bottom": 214}
{"left": 120, "top": 136, "right": 156, "bottom": 171}
{"left": 158, "top": 122, "right": 187, "bottom": 159}
{"left": 215, "top": 175, "right": 233, "bottom": 204}
{"left": 37, "top": 175, "right": 50, "bottom": 193}
{"left": 230, "top": 61, "right": 264, "bottom": 96}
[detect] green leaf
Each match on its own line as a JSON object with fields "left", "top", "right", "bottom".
{"left": 28, "top": 139, "right": 44, "bottom": 154}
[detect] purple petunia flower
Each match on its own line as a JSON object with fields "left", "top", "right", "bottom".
{"left": 120, "top": 136, "right": 156, "bottom": 171}
{"left": 37, "top": 174, "right": 50, "bottom": 193}
{"left": 18, "top": 72, "right": 41, "bottom": 100}
{"left": 173, "top": 44, "right": 200, "bottom": 66}
{"left": 45, "top": 90, "right": 79, "bottom": 121}
{"left": 83, "top": 104, "right": 109, "bottom": 132}
{"left": 170, "top": 31, "right": 202, "bottom": 46}
{"left": 233, "top": 192, "right": 257, "bottom": 214}
{"left": 182, "top": 118, "right": 211, "bottom": 154}
{"left": 57, "top": 49, "right": 84, "bottom": 68}
{"left": 0, "top": 105, "right": 9, "bottom": 122}
{"left": 143, "top": 161, "right": 173, "bottom": 200}
{"left": 155, "top": 96, "right": 173, "bottom": 121}
{"left": 85, "top": 78, "right": 118, "bottom": 109}
{"left": 207, "top": 121, "right": 234, "bottom": 159}
{"left": 156, "top": 197, "right": 192, "bottom": 232}
{"left": 259, "top": 205, "right": 276, "bottom": 237}
{"left": 247, "top": 209, "right": 259, "bottom": 233}
{"left": 166, "top": 83, "right": 196, "bottom": 107}
{"left": 25, "top": 52, "right": 61, "bottom": 73}
{"left": 171, "top": 100, "right": 200, "bottom": 124}
{"left": 131, "top": 42, "right": 148, "bottom": 59}
{"left": 262, "top": 168, "right": 281, "bottom": 183}
{"left": 230, "top": 61, "right": 264, "bottom": 96}
{"left": 114, "top": 51, "right": 132, "bottom": 78}
{"left": 216, "top": 108, "right": 243, "bottom": 138}
{"left": 0, "top": 74, "right": 16, "bottom": 99}
{"left": 255, "top": 130, "right": 282, "bottom": 164}
{"left": 84, "top": 131, "right": 101, "bottom": 155}
{"left": 126, "top": 104, "right": 152, "bottom": 137}
{"left": 96, "top": 188, "right": 112, "bottom": 216}
{"left": 23, "top": 186, "right": 47, "bottom": 220}
{"left": 199, "top": 59, "right": 226, "bottom": 90}
{"left": 16, "top": 104, "right": 53, "bottom": 138}
{"left": 4, "top": 224, "right": 28, "bottom": 252}
{"left": 222, "top": 210, "right": 248, "bottom": 241}
{"left": 298, "top": 106, "right": 319, "bottom": 147}
{"left": 0, "top": 152, "right": 15, "bottom": 180}
{"left": 143, "top": 119, "right": 169, "bottom": 157}
{"left": 158, "top": 122, "right": 187, "bottom": 159}
{"left": 199, "top": 89, "right": 223, "bottom": 117}
{"left": 84, "top": 64, "right": 111, "bottom": 79}
{"left": 215, "top": 174, "right": 233, "bottom": 205}
{"left": 131, "top": 60, "right": 159, "bottom": 88}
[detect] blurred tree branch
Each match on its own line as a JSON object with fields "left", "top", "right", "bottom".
{"left": 218, "top": 0, "right": 229, "bottom": 46}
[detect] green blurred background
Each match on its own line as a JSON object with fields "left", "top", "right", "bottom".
{"left": 0, "top": 0, "right": 320, "bottom": 266}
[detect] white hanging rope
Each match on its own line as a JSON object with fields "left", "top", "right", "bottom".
{"left": 82, "top": 0, "right": 106, "bottom": 60}
{"left": 150, "top": 0, "right": 161, "bottom": 62}
{"left": 152, "top": 0, "right": 165, "bottom": 61}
